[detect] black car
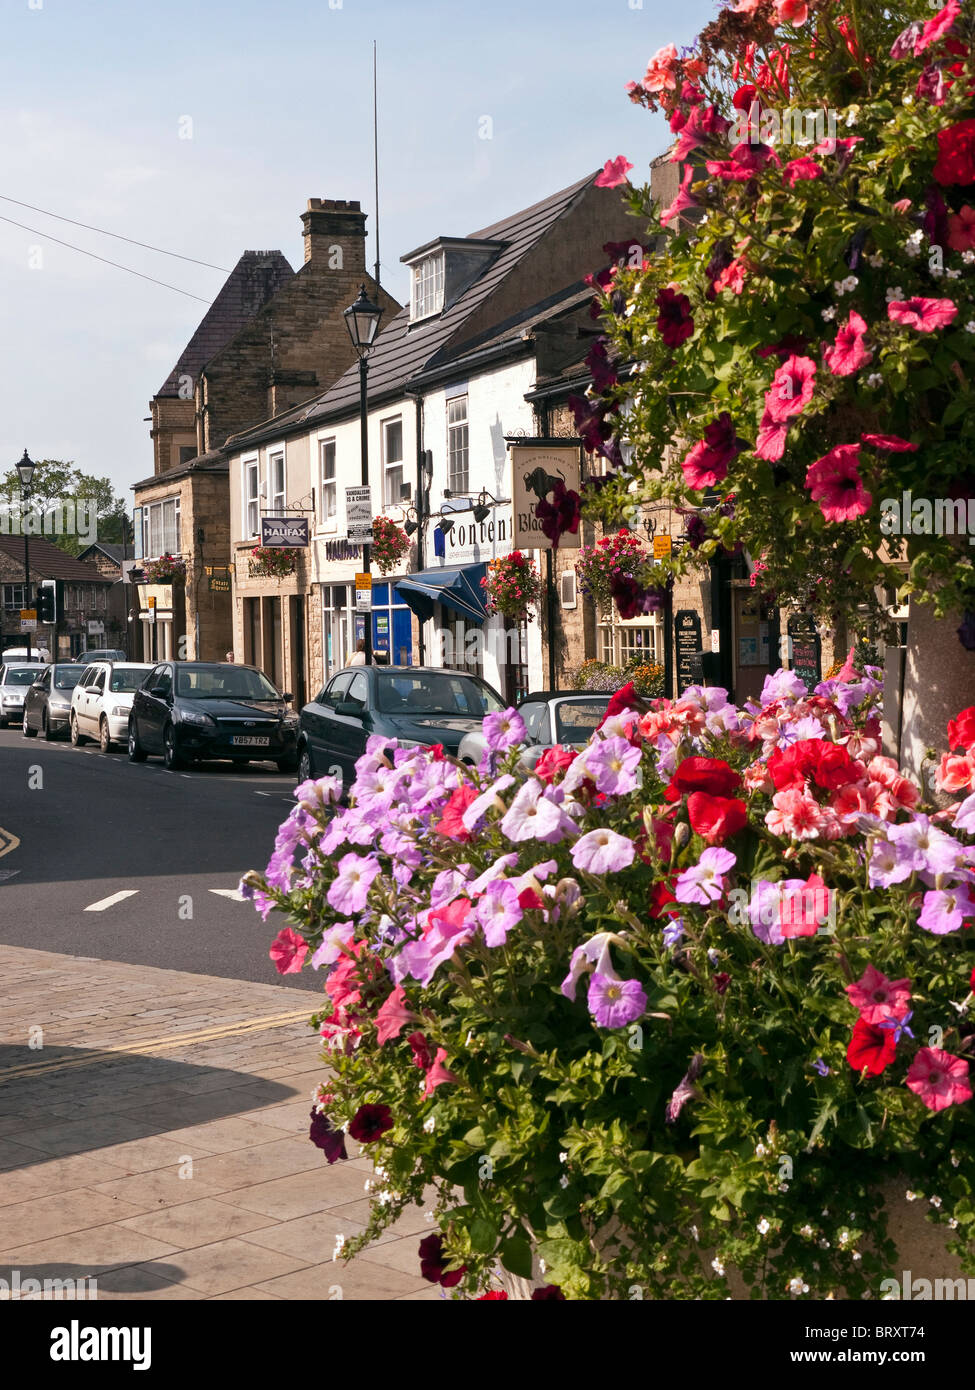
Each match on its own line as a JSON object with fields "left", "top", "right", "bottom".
{"left": 22, "top": 662, "right": 88, "bottom": 740}
{"left": 127, "top": 661, "right": 300, "bottom": 772}
{"left": 296, "top": 664, "right": 506, "bottom": 788}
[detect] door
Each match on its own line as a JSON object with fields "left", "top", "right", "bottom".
{"left": 733, "top": 590, "right": 773, "bottom": 706}
{"left": 82, "top": 668, "right": 106, "bottom": 732}
{"left": 326, "top": 669, "right": 371, "bottom": 784}
{"left": 307, "top": 672, "right": 353, "bottom": 775}
{"left": 140, "top": 663, "right": 173, "bottom": 751}
{"left": 290, "top": 594, "right": 307, "bottom": 710}
{"left": 72, "top": 666, "right": 94, "bottom": 730}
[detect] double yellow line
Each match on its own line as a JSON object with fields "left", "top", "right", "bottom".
{"left": 0, "top": 1007, "right": 314, "bottom": 1084}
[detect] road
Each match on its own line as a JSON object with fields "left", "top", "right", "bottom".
{"left": 0, "top": 728, "right": 321, "bottom": 991}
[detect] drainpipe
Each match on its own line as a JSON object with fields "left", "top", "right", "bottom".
{"left": 407, "top": 388, "right": 426, "bottom": 665}
{"left": 537, "top": 397, "right": 557, "bottom": 692}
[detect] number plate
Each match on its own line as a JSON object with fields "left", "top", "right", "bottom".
{"left": 232, "top": 735, "right": 270, "bottom": 747}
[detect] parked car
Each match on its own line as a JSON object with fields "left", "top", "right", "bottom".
{"left": 22, "top": 663, "right": 88, "bottom": 740}
{"left": 127, "top": 661, "right": 299, "bottom": 772}
{"left": 75, "top": 648, "right": 126, "bottom": 664}
{"left": 2, "top": 646, "right": 51, "bottom": 663}
{"left": 296, "top": 665, "right": 506, "bottom": 788}
{"left": 456, "top": 690, "right": 613, "bottom": 768}
{"left": 69, "top": 661, "right": 153, "bottom": 752}
{"left": 0, "top": 661, "right": 47, "bottom": 727}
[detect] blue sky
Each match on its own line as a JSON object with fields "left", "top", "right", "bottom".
{"left": 0, "top": 0, "right": 717, "bottom": 499}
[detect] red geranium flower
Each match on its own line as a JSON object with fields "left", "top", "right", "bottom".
{"left": 933, "top": 118, "right": 975, "bottom": 185}
{"left": 348, "top": 1103, "right": 394, "bottom": 1143}
{"left": 948, "top": 706, "right": 975, "bottom": 752}
{"left": 847, "top": 1017, "right": 897, "bottom": 1076}
{"left": 666, "top": 756, "right": 742, "bottom": 799}
{"left": 436, "top": 785, "right": 480, "bottom": 841}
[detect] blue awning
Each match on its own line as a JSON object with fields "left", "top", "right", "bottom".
{"left": 396, "top": 564, "right": 488, "bottom": 625}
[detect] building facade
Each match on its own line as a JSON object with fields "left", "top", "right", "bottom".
{"left": 0, "top": 535, "right": 115, "bottom": 658}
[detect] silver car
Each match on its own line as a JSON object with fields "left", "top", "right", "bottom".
{"left": 22, "top": 662, "right": 88, "bottom": 740}
{"left": 0, "top": 661, "right": 47, "bottom": 728}
{"left": 456, "top": 691, "right": 612, "bottom": 768}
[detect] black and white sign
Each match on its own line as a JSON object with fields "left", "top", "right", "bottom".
{"left": 261, "top": 517, "right": 309, "bottom": 548}
{"left": 674, "top": 609, "right": 703, "bottom": 695}
{"left": 345, "top": 487, "right": 373, "bottom": 545}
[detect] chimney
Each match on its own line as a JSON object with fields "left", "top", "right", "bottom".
{"left": 300, "top": 197, "right": 367, "bottom": 271}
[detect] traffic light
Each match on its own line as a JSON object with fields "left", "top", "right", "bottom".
{"left": 36, "top": 580, "right": 57, "bottom": 625}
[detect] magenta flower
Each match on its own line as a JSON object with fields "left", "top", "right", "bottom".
{"left": 585, "top": 736, "right": 643, "bottom": 795}
{"left": 475, "top": 879, "right": 523, "bottom": 947}
{"left": 660, "top": 165, "right": 698, "bottom": 225}
{"left": 375, "top": 985, "right": 419, "bottom": 1045}
{"left": 422, "top": 1048, "right": 460, "bottom": 1100}
{"left": 327, "top": 852, "right": 382, "bottom": 915}
{"left": 595, "top": 155, "right": 634, "bottom": 188}
{"left": 484, "top": 707, "right": 526, "bottom": 753}
{"left": 763, "top": 355, "right": 817, "bottom": 424}
{"left": 587, "top": 972, "right": 647, "bottom": 1029}
{"left": 906, "top": 1047, "right": 972, "bottom": 1112}
{"left": 674, "top": 847, "right": 737, "bottom": 905}
{"left": 825, "top": 311, "right": 871, "bottom": 377}
{"left": 887, "top": 297, "right": 958, "bottom": 332}
{"left": 309, "top": 1110, "right": 347, "bottom": 1164}
{"left": 917, "top": 0, "right": 961, "bottom": 56}
{"left": 570, "top": 827, "right": 636, "bottom": 875}
{"left": 754, "top": 413, "right": 789, "bottom": 461}
{"left": 269, "top": 927, "right": 308, "bottom": 975}
{"left": 783, "top": 156, "right": 821, "bottom": 187}
{"left": 805, "top": 444, "right": 871, "bottom": 522}
{"left": 845, "top": 965, "right": 912, "bottom": 1025}
{"left": 656, "top": 286, "right": 695, "bottom": 349}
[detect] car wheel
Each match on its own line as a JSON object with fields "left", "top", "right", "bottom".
{"left": 99, "top": 717, "right": 112, "bottom": 753}
{"left": 163, "top": 724, "right": 184, "bottom": 771}
{"left": 276, "top": 752, "right": 300, "bottom": 775}
{"left": 70, "top": 712, "right": 86, "bottom": 746}
{"left": 0, "top": 715, "right": 7, "bottom": 730}
{"left": 128, "top": 719, "right": 147, "bottom": 762}
{"left": 297, "top": 744, "right": 313, "bottom": 782}
{"left": 43, "top": 711, "right": 56, "bottom": 742}
{"left": 22, "top": 710, "right": 36, "bottom": 738}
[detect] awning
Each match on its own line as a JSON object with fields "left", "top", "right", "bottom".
{"left": 396, "top": 564, "right": 488, "bottom": 625}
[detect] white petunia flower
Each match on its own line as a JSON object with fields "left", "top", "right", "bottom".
{"left": 821, "top": 306, "right": 837, "bottom": 321}
{"left": 905, "top": 1190, "right": 917, "bottom": 1201}
{"left": 966, "top": 321, "right": 975, "bottom": 334}
{"left": 905, "top": 230, "right": 924, "bottom": 258}
{"left": 885, "top": 286, "right": 903, "bottom": 303}
{"left": 712, "top": 1257, "right": 725, "bottom": 1275}
{"left": 866, "top": 372, "right": 883, "bottom": 388}
{"left": 423, "top": 1115, "right": 436, "bottom": 1132}
{"left": 758, "top": 1218, "right": 771, "bottom": 1235}
{"left": 930, "top": 1195, "right": 942, "bottom": 1209}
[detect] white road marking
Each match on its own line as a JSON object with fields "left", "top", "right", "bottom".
{"left": 84, "top": 890, "right": 139, "bottom": 912}
{"left": 254, "top": 791, "right": 271, "bottom": 796}
{"left": 209, "top": 888, "right": 245, "bottom": 902}
{"left": 0, "top": 869, "right": 21, "bottom": 882}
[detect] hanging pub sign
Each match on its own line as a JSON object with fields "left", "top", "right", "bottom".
{"left": 508, "top": 440, "right": 583, "bottom": 551}
{"left": 261, "top": 516, "right": 308, "bottom": 548}
{"left": 787, "top": 613, "right": 822, "bottom": 692}
{"left": 674, "top": 608, "right": 704, "bottom": 695}
{"left": 207, "top": 565, "right": 232, "bottom": 592}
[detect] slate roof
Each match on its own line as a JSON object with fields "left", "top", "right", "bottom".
{"left": 156, "top": 251, "right": 294, "bottom": 398}
{"left": 0, "top": 534, "right": 115, "bottom": 583}
{"left": 131, "top": 449, "right": 229, "bottom": 493}
{"left": 225, "top": 173, "right": 599, "bottom": 449}
{"left": 77, "top": 542, "right": 125, "bottom": 564}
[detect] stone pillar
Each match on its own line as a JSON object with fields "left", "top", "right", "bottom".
{"left": 897, "top": 598, "right": 975, "bottom": 786}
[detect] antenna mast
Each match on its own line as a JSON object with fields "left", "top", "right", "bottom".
{"left": 373, "top": 39, "right": 380, "bottom": 292}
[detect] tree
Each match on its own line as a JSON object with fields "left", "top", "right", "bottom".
{"left": 573, "top": 0, "right": 975, "bottom": 651}
{"left": 0, "top": 458, "right": 129, "bottom": 557}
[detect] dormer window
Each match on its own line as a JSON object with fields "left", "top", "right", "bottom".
{"left": 411, "top": 254, "right": 444, "bottom": 322}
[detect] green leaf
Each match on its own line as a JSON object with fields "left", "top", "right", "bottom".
{"left": 470, "top": 1216, "right": 499, "bottom": 1254}
{"left": 500, "top": 1234, "right": 534, "bottom": 1280}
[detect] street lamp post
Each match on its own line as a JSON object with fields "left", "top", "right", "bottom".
{"left": 16, "top": 451, "right": 36, "bottom": 663}
{"left": 343, "top": 285, "right": 384, "bottom": 665}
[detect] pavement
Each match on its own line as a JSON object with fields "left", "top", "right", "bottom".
{"left": 0, "top": 946, "right": 442, "bottom": 1301}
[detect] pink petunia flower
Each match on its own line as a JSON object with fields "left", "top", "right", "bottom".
{"left": 783, "top": 156, "right": 821, "bottom": 186}
{"left": 660, "top": 165, "right": 698, "bottom": 226}
{"left": 595, "top": 156, "right": 634, "bottom": 189}
{"left": 887, "top": 297, "right": 959, "bottom": 332}
{"left": 917, "top": 0, "right": 961, "bottom": 56}
{"left": 774, "top": 0, "right": 808, "bottom": 23}
{"left": 375, "top": 985, "right": 419, "bottom": 1045}
{"left": 714, "top": 258, "right": 746, "bottom": 294}
{"left": 763, "top": 355, "right": 817, "bottom": 423}
{"left": 948, "top": 205, "right": 975, "bottom": 252}
{"left": 269, "top": 927, "right": 309, "bottom": 975}
{"left": 860, "top": 432, "right": 918, "bottom": 452}
{"left": 825, "top": 311, "right": 871, "bottom": 376}
{"left": 422, "top": 1048, "right": 460, "bottom": 1100}
{"left": 846, "top": 964, "right": 912, "bottom": 1025}
{"left": 805, "top": 443, "right": 872, "bottom": 522}
{"left": 754, "top": 413, "right": 789, "bottom": 461}
{"left": 906, "top": 1046, "right": 972, "bottom": 1112}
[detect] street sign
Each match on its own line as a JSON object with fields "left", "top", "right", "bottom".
{"left": 346, "top": 487, "right": 373, "bottom": 545}
{"left": 87, "top": 621, "right": 105, "bottom": 636}
{"left": 355, "top": 572, "right": 373, "bottom": 611}
{"left": 261, "top": 516, "right": 309, "bottom": 548}
{"left": 653, "top": 534, "right": 672, "bottom": 560}
{"left": 19, "top": 610, "right": 36, "bottom": 631}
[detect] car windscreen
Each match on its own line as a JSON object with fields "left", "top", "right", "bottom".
{"left": 53, "top": 666, "right": 87, "bottom": 690}
{"left": 3, "top": 667, "right": 43, "bottom": 686}
{"left": 376, "top": 671, "right": 505, "bottom": 717}
{"left": 110, "top": 669, "right": 150, "bottom": 693}
{"left": 555, "top": 698, "right": 611, "bottom": 743}
{"left": 175, "top": 667, "right": 281, "bottom": 700}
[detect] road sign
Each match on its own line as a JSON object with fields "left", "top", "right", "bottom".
{"left": 19, "top": 609, "right": 37, "bottom": 630}
{"left": 653, "top": 534, "right": 672, "bottom": 560}
{"left": 355, "top": 572, "right": 373, "bottom": 611}
{"left": 346, "top": 487, "right": 373, "bottom": 545}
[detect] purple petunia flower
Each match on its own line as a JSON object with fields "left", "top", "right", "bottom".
{"left": 570, "top": 827, "right": 636, "bottom": 875}
{"left": 483, "top": 707, "right": 527, "bottom": 753}
{"left": 310, "top": 921, "right": 355, "bottom": 970}
{"left": 813, "top": 1058, "right": 830, "bottom": 1077}
{"left": 761, "top": 669, "right": 807, "bottom": 704}
{"left": 326, "top": 852, "right": 383, "bottom": 916}
{"left": 475, "top": 879, "right": 523, "bottom": 947}
{"left": 918, "top": 885, "right": 975, "bottom": 936}
{"left": 587, "top": 972, "right": 647, "bottom": 1029}
{"left": 955, "top": 793, "right": 975, "bottom": 836}
{"left": 665, "top": 1053, "right": 704, "bottom": 1123}
{"left": 662, "top": 917, "right": 685, "bottom": 949}
{"left": 501, "top": 780, "right": 574, "bottom": 844}
{"left": 585, "top": 736, "right": 643, "bottom": 796}
{"left": 867, "top": 836, "right": 913, "bottom": 890}
{"left": 674, "top": 848, "right": 736, "bottom": 905}
{"left": 561, "top": 932, "right": 622, "bottom": 1001}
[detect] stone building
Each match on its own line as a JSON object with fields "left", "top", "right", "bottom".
{"left": 0, "top": 535, "right": 115, "bottom": 659}
{"left": 131, "top": 198, "right": 399, "bottom": 664}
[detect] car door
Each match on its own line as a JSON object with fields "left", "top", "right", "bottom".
{"left": 326, "top": 670, "right": 371, "bottom": 786}
{"left": 82, "top": 667, "right": 106, "bottom": 733}
{"left": 140, "top": 664, "right": 173, "bottom": 752}
{"left": 70, "top": 666, "right": 93, "bottom": 731}
{"left": 312, "top": 673, "right": 353, "bottom": 772}
{"left": 26, "top": 668, "right": 49, "bottom": 729}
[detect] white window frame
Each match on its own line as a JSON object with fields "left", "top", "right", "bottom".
{"left": 319, "top": 438, "right": 337, "bottom": 528}
{"left": 447, "top": 394, "right": 469, "bottom": 494}
{"left": 411, "top": 254, "right": 444, "bottom": 321}
{"left": 382, "top": 416, "right": 404, "bottom": 509}
{"left": 144, "top": 497, "right": 181, "bottom": 560}
{"left": 243, "top": 457, "right": 260, "bottom": 539}
{"left": 597, "top": 617, "right": 662, "bottom": 667}
{"left": 2, "top": 583, "right": 27, "bottom": 611}
{"left": 269, "top": 451, "right": 286, "bottom": 516}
